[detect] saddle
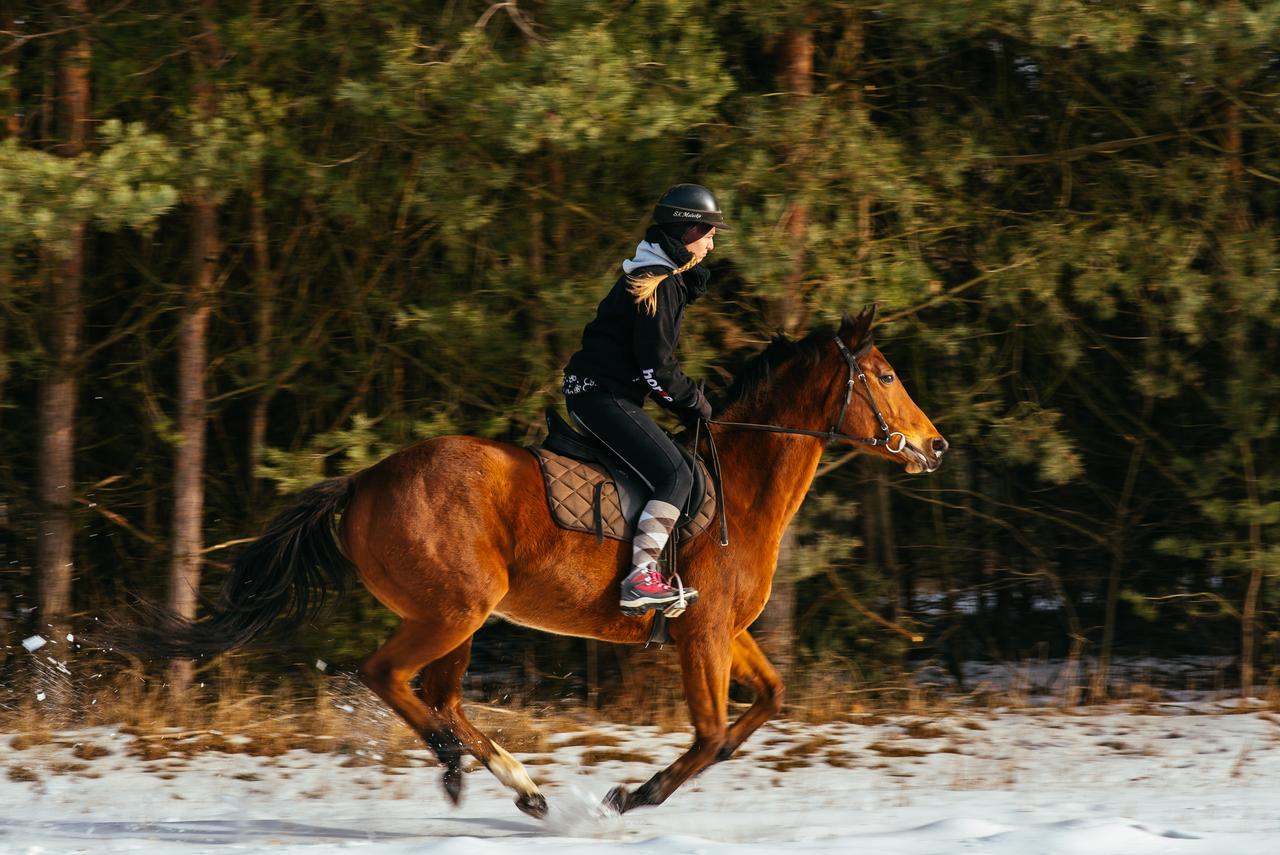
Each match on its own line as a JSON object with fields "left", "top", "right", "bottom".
{"left": 530, "top": 408, "right": 717, "bottom": 543}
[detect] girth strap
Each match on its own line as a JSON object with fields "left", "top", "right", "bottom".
{"left": 592, "top": 481, "right": 605, "bottom": 544}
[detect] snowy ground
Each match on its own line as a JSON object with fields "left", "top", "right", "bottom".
{"left": 5, "top": 696, "right": 1280, "bottom": 854}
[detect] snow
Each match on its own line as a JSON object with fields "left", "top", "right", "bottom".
{"left": 4, "top": 702, "right": 1280, "bottom": 853}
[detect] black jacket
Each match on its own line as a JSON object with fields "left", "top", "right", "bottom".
{"left": 565, "top": 242, "right": 710, "bottom": 419}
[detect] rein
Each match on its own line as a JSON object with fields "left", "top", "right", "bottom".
{"left": 694, "top": 336, "right": 907, "bottom": 548}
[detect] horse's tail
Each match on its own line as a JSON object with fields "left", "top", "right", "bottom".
{"left": 116, "top": 476, "right": 357, "bottom": 661}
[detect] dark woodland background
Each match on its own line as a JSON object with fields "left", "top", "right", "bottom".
{"left": 1, "top": 1, "right": 1277, "bottom": 702}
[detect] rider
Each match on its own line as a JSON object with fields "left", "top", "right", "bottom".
{"left": 563, "top": 183, "right": 728, "bottom": 616}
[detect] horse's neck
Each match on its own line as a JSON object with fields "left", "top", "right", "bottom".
{"left": 715, "top": 395, "right": 829, "bottom": 551}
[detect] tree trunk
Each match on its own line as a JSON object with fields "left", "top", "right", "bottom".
{"left": 0, "top": 316, "right": 6, "bottom": 437}
{"left": 931, "top": 469, "right": 965, "bottom": 691}
{"left": 248, "top": 176, "right": 273, "bottom": 502}
{"left": 1220, "top": 5, "right": 1256, "bottom": 695}
{"left": 168, "top": 5, "right": 222, "bottom": 691}
{"left": 1, "top": 7, "right": 19, "bottom": 436}
{"left": 860, "top": 463, "right": 902, "bottom": 620}
{"left": 1093, "top": 399, "right": 1149, "bottom": 700}
{"left": 860, "top": 460, "right": 879, "bottom": 584}
{"left": 978, "top": 463, "right": 1008, "bottom": 660}
{"left": 548, "top": 158, "right": 567, "bottom": 256}
{"left": 168, "top": 198, "right": 217, "bottom": 691}
{"left": 245, "top": 0, "right": 274, "bottom": 504}
{"left": 1239, "top": 440, "right": 1262, "bottom": 697}
{"left": 2, "top": 7, "right": 19, "bottom": 139}
{"left": 36, "top": 0, "right": 91, "bottom": 643}
{"left": 754, "top": 25, "right": 815, "bottom": 677}
{"left": 529, "top": 188, "right": 544, "bottom": 280}
{"left": 763, "top": 27, "right": 814, "bottom": 335}
{"left": 875, "top": 467, "right": 903, "bottom": 617}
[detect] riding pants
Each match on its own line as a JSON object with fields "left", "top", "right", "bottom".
{"left": 564, "top": 392, "right": 693, "bottom": 514}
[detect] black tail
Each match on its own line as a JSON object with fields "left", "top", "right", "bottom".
{"left": 112, "top": 477, "right": 356, "bottom": 661}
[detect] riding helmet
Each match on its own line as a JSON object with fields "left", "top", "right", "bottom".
{"left": 653, "top": 184, "right": 730, "bottom": 230}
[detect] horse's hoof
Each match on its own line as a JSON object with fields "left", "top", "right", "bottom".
{"left": 515, "top": 791, "right": 548, "bottom": 819}
{"left": 442, "top": 764, "right": 464, "bottom": 806}
{"left": 604, "top": 785, "right": 630, "bottom": 814}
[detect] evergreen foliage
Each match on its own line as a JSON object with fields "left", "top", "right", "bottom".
{"left": 1, "top": 1, "right": 1277, "bottom": 693}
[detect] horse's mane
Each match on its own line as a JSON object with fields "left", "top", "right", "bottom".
{"left": 715, "top": 323, "right": 851, "bottom": 415}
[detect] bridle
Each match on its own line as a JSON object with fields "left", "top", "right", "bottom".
{"left": 705, "top": 336, "right": 908, "bottom": 453}
{"left": 690, "top": 335, "right": 907, "bottom": 548}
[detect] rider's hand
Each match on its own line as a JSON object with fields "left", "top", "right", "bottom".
{"left": 683, "top": 396, "right": 712, "bottom": 427}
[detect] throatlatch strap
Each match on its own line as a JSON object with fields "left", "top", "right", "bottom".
{"left": 592, "top": 481, "right": 605, "bottom": 544}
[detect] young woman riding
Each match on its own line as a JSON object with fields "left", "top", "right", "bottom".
{"left": 562, "top": 183, "right": 728, "bottom": 617}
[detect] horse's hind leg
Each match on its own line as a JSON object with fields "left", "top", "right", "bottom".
{"left": 359, "top": 617, "right": 544, "bottom": 813}
{"left": 416, "top": 636, "right": 546, "bottom": 818}
{"left": 407, "top": 635, "right": 472, "bottom": 805}
{"left": 358, "top": 618, "right": 472, "bottom": 750}
{"left": 716, "top": 631, "right": 784, "bottom": 763}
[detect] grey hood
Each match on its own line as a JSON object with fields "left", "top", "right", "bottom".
{"left": 621, "top": 240, "right": 676, "bottom": 274}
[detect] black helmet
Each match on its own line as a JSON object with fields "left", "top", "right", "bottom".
{"left": 653, "top": 183, "right": 730, "bottom": 229}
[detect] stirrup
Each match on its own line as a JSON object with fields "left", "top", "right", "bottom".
{"left": 661, "top": 573, "right": 690, "bottom": 619}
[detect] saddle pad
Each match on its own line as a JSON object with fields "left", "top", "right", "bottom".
{"left": 529, "top": 447, "right": 716, "bottom": 543}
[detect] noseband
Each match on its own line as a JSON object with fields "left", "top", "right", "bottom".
{"left": 707, "top": 336, "right": 907, "bottom": 452}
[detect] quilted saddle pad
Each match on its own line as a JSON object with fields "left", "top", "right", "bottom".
{"left": 529, "top": 447, "right": 716, "bottom": 543}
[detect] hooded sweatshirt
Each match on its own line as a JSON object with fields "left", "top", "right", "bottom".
{"left": 564, "top": 225, "right": 711, "bottom": 418}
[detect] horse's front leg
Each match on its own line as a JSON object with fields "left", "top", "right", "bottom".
{"left": 606, "top": 626, "right": 732, "bottom": 813}
{"left": 716, "top": 630, "right": 784, "bottom": 763}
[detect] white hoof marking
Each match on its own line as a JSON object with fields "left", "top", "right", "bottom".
{"left": 490, "top": 743, "right": 538, "bottom": 796}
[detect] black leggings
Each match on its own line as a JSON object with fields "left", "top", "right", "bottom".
{"left": 565, "top": 392, "right": 692, "bottom": 512}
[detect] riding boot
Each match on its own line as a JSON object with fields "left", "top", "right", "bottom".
{"left": 619, "top": 499, "right": 699, "bottom": 616}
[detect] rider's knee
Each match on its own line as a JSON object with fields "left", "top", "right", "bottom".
{"left": 655, "top": 464, "right": 694, "bottom": 509}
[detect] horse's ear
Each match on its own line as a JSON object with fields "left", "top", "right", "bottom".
{"left": 839, "top": 304, "right": 877, "bottom": 350}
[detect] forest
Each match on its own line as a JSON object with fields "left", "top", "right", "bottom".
{"left": 1, "top": 0, "right": 1277, "bottom": 706}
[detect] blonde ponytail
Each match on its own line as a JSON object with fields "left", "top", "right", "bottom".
{"left": 627, "top": 255, "right": 701, "bottom": 316}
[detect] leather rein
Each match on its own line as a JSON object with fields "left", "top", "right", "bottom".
{"left": 691, "top": 335, "right": 907, "bottom": 547}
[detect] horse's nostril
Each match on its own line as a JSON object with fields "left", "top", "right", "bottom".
{"left": 931, "top": 437, "right": 949, "bottom": 456}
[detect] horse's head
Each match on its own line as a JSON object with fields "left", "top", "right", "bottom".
{"left": 837, "top": 307, "right": 948, "bottom": 474}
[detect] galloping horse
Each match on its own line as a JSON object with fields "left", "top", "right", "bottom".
{"left": 134, "top": 306, "right": 946, "bottom": 817}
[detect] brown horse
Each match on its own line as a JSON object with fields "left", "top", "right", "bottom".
{"left": 133, "top": 306, "right": 945, "bottom": 818}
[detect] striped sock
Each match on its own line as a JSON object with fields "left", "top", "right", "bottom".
{"left": 632, "top": 499, "right": 680, "bottom": 574}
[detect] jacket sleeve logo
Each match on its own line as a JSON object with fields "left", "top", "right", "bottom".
{"left": 641, "top": 368, "right": 674, "bottom": 402}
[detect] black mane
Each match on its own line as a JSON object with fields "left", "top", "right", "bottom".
{"left": 715, "top": 326, "right": 836, "bottom": 415}
{"left": 712, "top": 311, "right": 877, "bottom": 416}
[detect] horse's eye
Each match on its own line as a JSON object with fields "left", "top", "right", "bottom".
{"left": 879, "top": 374, "right": 895, "bottom": 385}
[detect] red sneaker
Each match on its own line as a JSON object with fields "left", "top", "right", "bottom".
{"left": 619, "top": 564, "right": 699, "bottom": 616}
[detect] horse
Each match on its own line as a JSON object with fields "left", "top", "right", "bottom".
{"left": 129, "top": 305, "right": 946, "bottom": 818}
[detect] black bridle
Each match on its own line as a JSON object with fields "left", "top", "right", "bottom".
{"left": 691, "top": 336, "right": 907, "bottom": 547}
{"left": 706, "top": 336, "right": 907, "bottom": 452}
